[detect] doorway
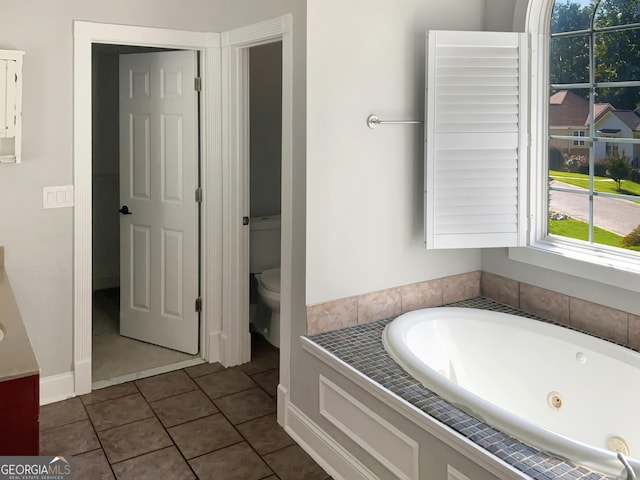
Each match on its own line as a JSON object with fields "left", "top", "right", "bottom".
{"left": 248, "top": 41, "right": 283, "bottom": 352}
{"left": 74, "top": 18, "right": 293, "bottom": 404}
{"left": 91, "top": 44, "right": 202, "bottom": 387}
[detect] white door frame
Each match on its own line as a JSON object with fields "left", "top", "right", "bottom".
{"left": 73, "top": 21, "right": 222, "bottom": 395}
{"left": 220, "top": 15, "right": 293, "bottom": 421}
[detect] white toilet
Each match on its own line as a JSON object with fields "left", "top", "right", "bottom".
{"left": 250, "top": 215, "right": 281, "bottom": 348}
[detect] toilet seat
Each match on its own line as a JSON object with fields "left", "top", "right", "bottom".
{"left": 259, "top": 267, "right": 280, "bottom": 293}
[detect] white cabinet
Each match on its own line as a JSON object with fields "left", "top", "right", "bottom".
{"left": 0, "top": 50, "right": 24, "bottom": 163}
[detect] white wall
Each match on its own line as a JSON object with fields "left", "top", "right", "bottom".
{"left": 0, "top": 0, "right": 305, "bottom": 378}
{"left": 305, "top": 0, "right": 485, "bottom": 305}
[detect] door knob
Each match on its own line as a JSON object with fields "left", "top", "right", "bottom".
{"left": 119, "top": 205, "right": 132, "bottom": 215}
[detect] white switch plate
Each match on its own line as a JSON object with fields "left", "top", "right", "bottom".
{"left": 43, "top": 185, "right": 74, "bottom": 209}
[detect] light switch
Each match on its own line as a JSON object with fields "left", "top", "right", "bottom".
{"left": 43, "top": 185, "right": 74, "bottom": 209}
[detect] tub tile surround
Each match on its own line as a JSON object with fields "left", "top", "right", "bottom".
{"left": 308, "top": 298, "right": 616, "bottom": 480}
{"left": 307, "top": 297, "right": 358, "bottom": 336}
{"left": 308, "top": 270, "right": 640, "bottom": 352}
{"left": 629, "top": 315, "right": 640, "bottom": 351}
{"left": 519, "top": 282, "right": 570, "bottom": 325}
{"left": 357, "top": 287, "right": 402, "bottom": 325}
{"left": 442, "top": 271, "right": 481, "bottom": 304}
{"left": 480, "top": 271, "right": 519, "bottom": 308}
{"left": 569, "top": 298, "right": 628, "bottom": 346}
{"left": 307, "top": 271, "right": 477, "bottom": 335}
{"left": 484, "top": 272, "right": 638, "bottom": 351}
{"left": 401, "top": 278, "right": 443, "bottom": 312}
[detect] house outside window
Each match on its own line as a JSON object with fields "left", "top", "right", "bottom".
{"left": 547, "top": 0, "right": 640, "bottom": 253}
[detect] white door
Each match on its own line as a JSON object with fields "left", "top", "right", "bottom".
{"left": 119, "top": 50, "right": 199, "bottom": 354}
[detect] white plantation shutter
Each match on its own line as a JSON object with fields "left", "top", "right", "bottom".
{"left": 425, "top": 31, "right": 529, "bottom": 249}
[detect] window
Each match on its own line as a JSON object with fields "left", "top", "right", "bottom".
{"left": 547, "top": 0, "right": 640, "bottom": 253}
{"left": 572, "top": 130, "right": 586, "bottom": 146}
{"left": 605, "top": 142, "right": 619, "bottom": 158}
{"left": 506, "top": 0, "right": 640, "bottom": 291}
{"left": 424, "top": 2, "right": 640, "bottom": 289}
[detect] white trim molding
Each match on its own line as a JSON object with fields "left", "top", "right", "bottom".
{"left": 286, "top": 402, "right": 380, "bottom": 480}
{"left": 319, "top": 375, "right": 419, "bottom": 480}
{"left": 40, "top": 372, "right": 75, "bottom": 406}
{"left": 218, "top": 15, "right": 294, "bottom": 425}
{"left": 73, "top": 21, "right": 219, "bottom": 396}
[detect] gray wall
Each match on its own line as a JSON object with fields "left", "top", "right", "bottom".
{"left": 250, "top": 42, "right": 282, "bottom": 218}
{"left": 482, "top": 0, "right": 518, "bottom": 31}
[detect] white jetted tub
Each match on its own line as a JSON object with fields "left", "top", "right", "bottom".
{"left": 382, "top": 307, "right": 640, "bottom": 477}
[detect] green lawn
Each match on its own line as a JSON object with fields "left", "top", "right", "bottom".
{"left": 550, "top": 170, "right": 640, "bottom": 197}
{"left": 549, "top": 217, "right": 640, "bottom": 251}
{"left": 549, "top": 218, "right": 623, "bottom": 247}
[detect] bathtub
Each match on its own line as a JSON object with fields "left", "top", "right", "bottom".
{"left": 382, "top": 307, "right": 640, "bottom": 477}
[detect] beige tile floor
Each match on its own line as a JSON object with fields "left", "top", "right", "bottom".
{"left": 41, "top": 338, "right": 331, "bottom": 480}
{"left": 92, "top": 289, "right": 199, "bottom": 383}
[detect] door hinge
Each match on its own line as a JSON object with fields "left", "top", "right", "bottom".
{"left": 195, "top": 187, "right": 203, "bottom": 203}
{"left": 194, "top": 77, "right": 202, "bottom": 92}
{"left": 195, "top": 297, "right": 202, "bottom": 313}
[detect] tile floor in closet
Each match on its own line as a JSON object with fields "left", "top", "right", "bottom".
{"left": 39, "top": 337, "right": 331, "bottom": 480}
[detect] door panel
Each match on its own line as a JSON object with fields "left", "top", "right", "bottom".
{"left": 131, "top": 224, "right": 151, "bottom": 311}
{"left": 119, "top": 50, "right": 199, "bottom": 354}
{"left": 131, "top": 114, "right": 151, "bottom": 199}
{"left": 161, "top": 114, "right": 183, "bottom": 203}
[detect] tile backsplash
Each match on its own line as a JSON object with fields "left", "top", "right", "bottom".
{"left": 307, "top": 270, "right": 640, "bottom": 352}
{"left": 306, "top": 271, "right": 479, "bottom": 335}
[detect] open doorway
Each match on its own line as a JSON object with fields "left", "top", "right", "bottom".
{"left": 91, "top": 43, "right": 202, "bottom": 387}
{"left": 241, "top": 40, "right": 284, "bottom": 414}
{"left": 248, "top": 41, "right": 283, "bottom": 353}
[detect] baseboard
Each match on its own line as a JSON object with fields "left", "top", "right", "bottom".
{"left": 40, "top": 372, "right": 75, "bottom": 406}
{"left": 207, "top": 331, "right": 222, "bottom": 363}
{"left": 285, "top": 402, "right": 379, "bottom": 480}
{"left": 277, "top": 383, "right": 289, "bottom": 426}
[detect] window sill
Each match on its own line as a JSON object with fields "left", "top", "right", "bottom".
{"left": 508, "top": 238, "right": 640, "bottom": 294}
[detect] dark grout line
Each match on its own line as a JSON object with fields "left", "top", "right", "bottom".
{"left": 247, "top": 367, "right": 279, "bottom": 398}
{"left": 79, "top": 383, "right": 144, "bottom": 408}
{"left": 141, "top": 385, "right": 200, "bottom": 405}
{"left": 88, "top": 413, "right": 156, "bottom": 434}
{"left": 38, "top": 417, "right": 90, "bottom": 433}
{"left": 188, "top": 359, "right": 280, "bottom": 478}
{"left": 80, "top": 400, "right": 119, "bottom": 479}
{"left": 184, "top": 439, "right": 245, "bottom": 462}
{"left": 157, "top": 411, "right": 220, "bottom": 430}
{"left": 233, "top": 410, "right": 278, "bottom": 428}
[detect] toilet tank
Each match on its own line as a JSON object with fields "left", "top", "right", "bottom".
{"left": 249, "top": 214, "right": 281, "bottom": 273}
